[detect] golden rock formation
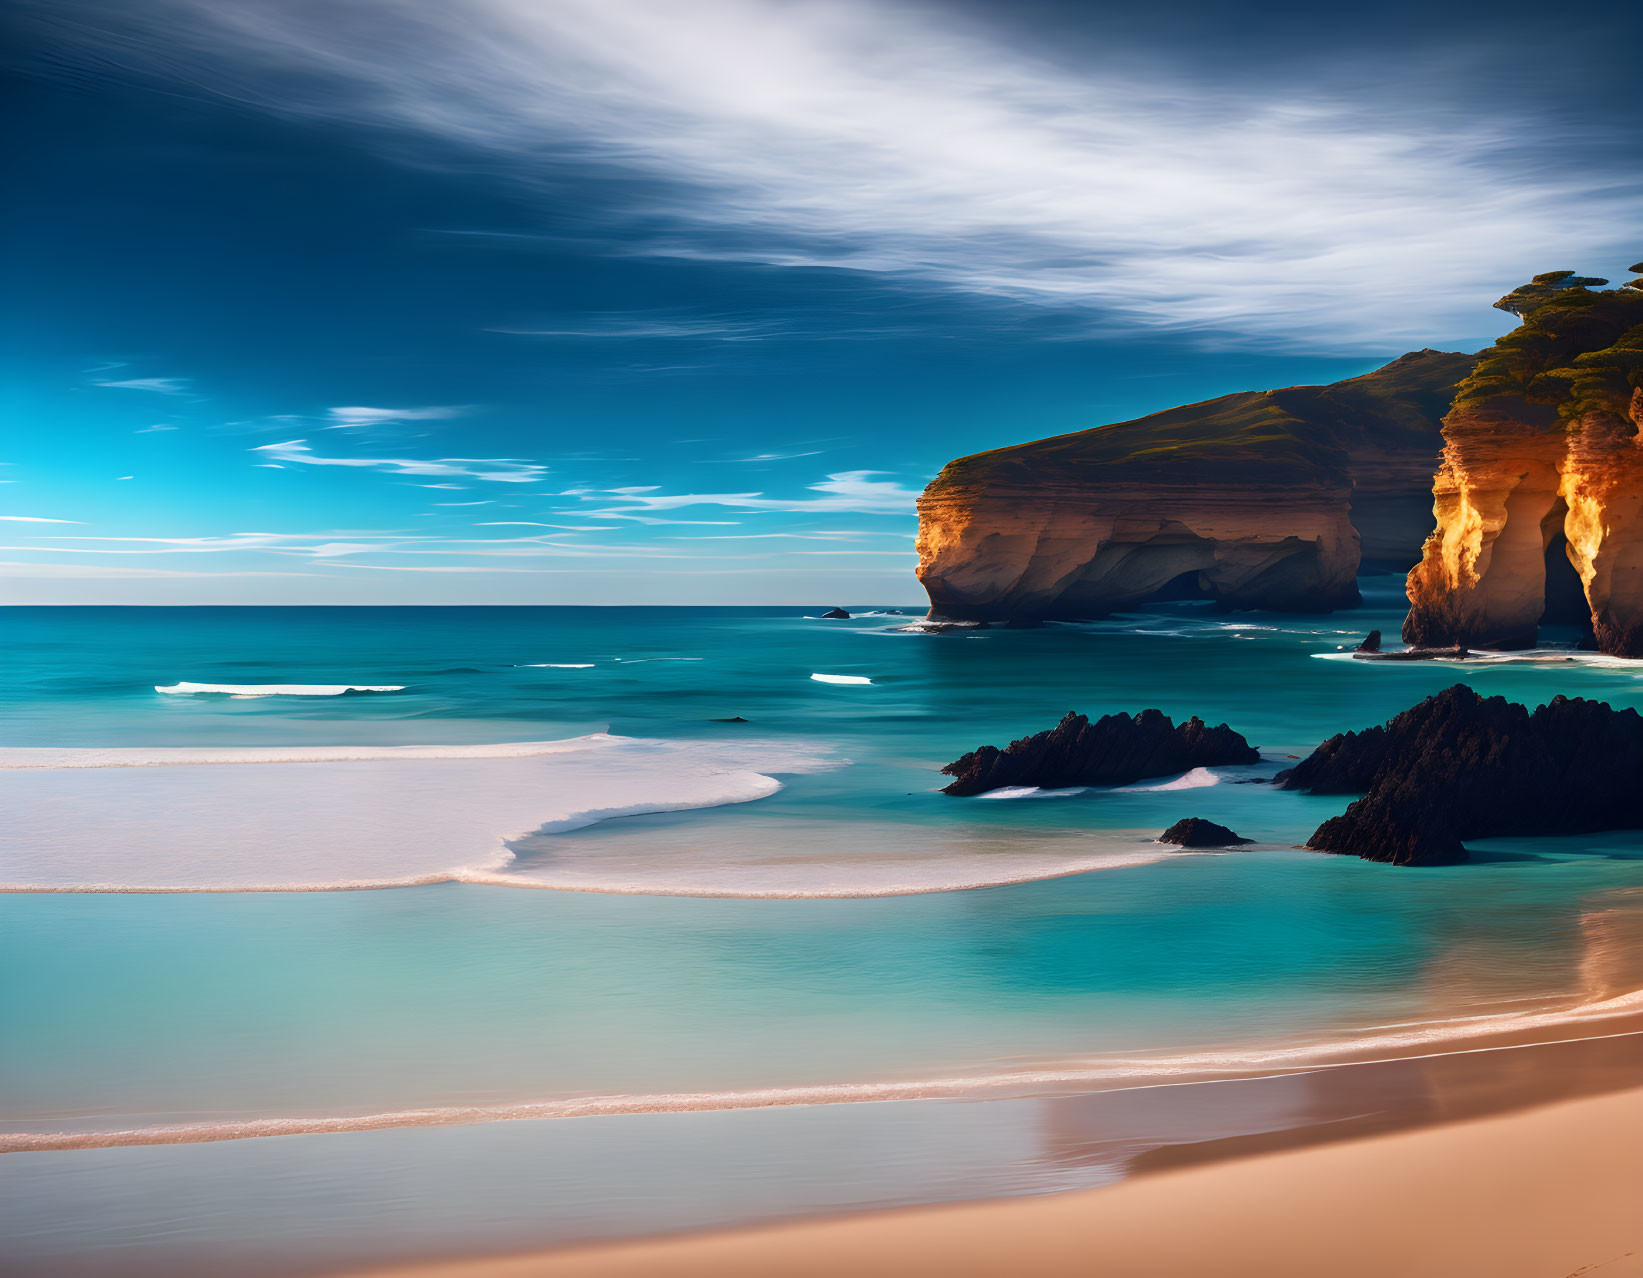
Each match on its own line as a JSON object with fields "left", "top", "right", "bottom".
{"left": 1404, "top": 269, "right": 1643, "bottom": 655}
{"left": 915, "top": 351, "right": 1474, "bottom": 622}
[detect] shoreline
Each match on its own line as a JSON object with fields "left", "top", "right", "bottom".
{"left": 344, "top": 1028, "right": 1643, "bottom": 1278}
{"left": 8, "top": 988, "right": 1643, "bottom": 1154}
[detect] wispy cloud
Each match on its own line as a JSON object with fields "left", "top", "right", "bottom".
{"left": 710, "top": 450, "right": 825, "bottom": 463}
{"left": 0, "top": 561, "right": 325, "bottom": 580}
{"left": 93, "top": 375, "right": 194, "bottom": 396}
{"left": 324, "top": 405, "right": 468, "bottom": 430}
{"left": 10, "top": 531, "right": 410, "bottom": 556}
{"left": 136, "top": 423, "right": 179, "bottom": 433}
{"left": 0, "top": 515, "right": 81, "bottom": 524}
{"left": 252, "top": 439, "right": 548, "bottom": 482}
{"left": 486, "top": 316, "right": 772, "bottom": 340}
{"left": 580, "top": 470, "right": 919, "bottom": 517}
{"left": 88, "top": 0, "right": 1642, "bottom": 347}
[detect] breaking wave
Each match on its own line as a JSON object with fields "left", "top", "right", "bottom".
{"left": 1118, "top": 767, "right": 1223, "bottom": 792}
{"left": 1312, "top": 647, "right": 1641, "bottom": 670}
{"left": 155, "top": 681, "right": 405, "bottom": 696}
{"left": 972, "top": 786, "right": 1088, "bottom": 800}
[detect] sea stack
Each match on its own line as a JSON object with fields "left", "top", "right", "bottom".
{"left": 1403, "top": 268, "right": 1643, "bottom": 656}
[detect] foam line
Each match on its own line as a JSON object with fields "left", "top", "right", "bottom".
{"left": 0, "top": 736, "right": 616, "bottom": 770}
{"left": 155, "top": 682, "right": 404, "bottom": 696}
{"left": 9, "top": 985, "right": 1640, "bottom": 1154}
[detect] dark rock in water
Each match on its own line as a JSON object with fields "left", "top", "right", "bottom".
{"left": 1280, "top": 684, "right": 1643, "bottom": 866}
{"left": 1353, "top": 644, "right": 1472, "bottom": 662}
{"left": 1159, "top": 819, "right": 1252, "bottom": 847}
{"left": 820, "top": 607, "right": 851, "bottom": 619}
{"left": 940, "top": 710, "right": 1259, "bottom": 797}
{"left": 711, "top": 716, "right": 749, "bottom": 723}
{"left": 1355, "top": 630, "right": 1382, "bottom": 653}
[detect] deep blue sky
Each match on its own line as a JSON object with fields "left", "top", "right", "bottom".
{"left": 3, "top": 0, "right": 1639, "bottom": 603}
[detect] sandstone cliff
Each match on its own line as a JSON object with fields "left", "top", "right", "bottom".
{"left": 1404, "top": 268, "right": 1643, "bottom": 655}
{"left": 916, "top": 350, "right": 1474, "bottom": 622}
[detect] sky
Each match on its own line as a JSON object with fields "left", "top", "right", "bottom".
{"left": 3, "top": 0, "right": 1640, "bottom": 604}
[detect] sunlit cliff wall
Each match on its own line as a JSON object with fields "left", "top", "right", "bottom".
{"left": 1404, "top": 268, "right": 1643, "bottom": 655}
{"left": 915, "top": 351, "right": 1475, "bottom": 622}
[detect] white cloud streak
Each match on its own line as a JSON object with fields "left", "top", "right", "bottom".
{"left": 93, "top": 0, "right": 1643, "bottom": 347}
{"left": 92, "top": 376, "right": 193, "bottom": 395}
{"left": 324, "top": 405, "right": 468, "bottom": 429}
{"left": 252, "top": 439, "right": 548, "bottom": 482}
{"left": 581, "top": 470, "right": 920, "bottom": 516}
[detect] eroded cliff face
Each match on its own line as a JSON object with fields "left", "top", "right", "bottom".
{"left": 1404, "top": 269, "right": 1643, "bottom": 655}
{"left": 916, "top": 350, "right": 1475, "bottom": 622}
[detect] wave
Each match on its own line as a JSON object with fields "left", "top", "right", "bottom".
{"left": 473, "top": 844, "right": 1174, "bottom": 898}
{"left": 811, "top": 673, "right": 873, "bottom": 685}
{"left": 1313, "top": 647, "right": 1640, "bottom": 670}
{"left": 154, "top": 682, "right": 404, "bottom": 696}
{"left": 972, "top": 786, "right": 1088, "bottom": 800}
{"left": 0, "top": 734, "right": 836, "bottom": 893}
{"left": 1118, "top": 767, "right": 1222, "bottom": 792}
{"left": 516, "top": 663, "right": 594, "bottom": 668}
{"left": 10, "top": 983, "right": 1640, "bottom": 1154}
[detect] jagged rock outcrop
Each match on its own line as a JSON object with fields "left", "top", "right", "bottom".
{"left": 916, "top": 350, "right": 1475, "bottom": 622}
{"left": 1404, "top": 267, "right": 1643, "bottom": 655}
{"left": 1159, "top": 818, "right": 1251, "bottom": 847}
{"left": 820, "top": 607, "right": 851, "bottom": 619}
{"left": 1279, "top": 685, "right": 1643, "bottom": 865}
{"left": 940, "top": 710, "right": 1258, "bottom": 796}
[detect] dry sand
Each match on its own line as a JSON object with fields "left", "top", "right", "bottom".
{"left": 350, "top": 1039, "right": 1643, "bottom": 1278}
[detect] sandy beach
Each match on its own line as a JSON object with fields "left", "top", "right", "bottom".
{"left": 350, "top": 1028, "right": 1643, "bottom": 1278}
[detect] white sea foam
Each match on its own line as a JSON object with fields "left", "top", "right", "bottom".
{"left": 517, "top": 663, "right": 595, "bottom": 668}
{"left": 10, "top": 982, "right": 1640, "bottom": 1153}
{"left": 155, "top": 682, "right": 404, "bottom": 696}
{"left": 0, "top": 737, "right": 614, "bottom": 770}
{"left": 482, "top": 840, "right": 1172, "bottom": 898}
{"left": 811, "top": 673, "right": 873, "bottom": 685}
{"left": 1118, "top": 767, "right": 1222, "bottom": 792}
{"left": 973, "top": 786, "right": 1088, "bottom": 800}
{"left": 0, "top": 735, "right": 831, "bottom": 893}
{"left": 1312, "top": 647, "right": 1640, "bottom": 669}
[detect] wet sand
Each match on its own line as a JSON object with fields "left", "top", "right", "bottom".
{"left": 349, "top": 1027, "right": 1643, "bottom": 1278}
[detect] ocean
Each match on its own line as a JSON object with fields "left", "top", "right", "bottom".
{"left": 4, "top": 583, "right": 1643, "bottom": 1273}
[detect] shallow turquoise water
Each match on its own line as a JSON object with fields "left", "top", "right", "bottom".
{"left": 4, "top": 586, "right": 1642, "bottom": 1136}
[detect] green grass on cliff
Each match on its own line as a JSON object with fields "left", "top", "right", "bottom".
{"left": 1455, "top": 268, "right": 1643, "bottom": 421}
{"left": 929, "top": 349, "right": 1476, "bottom": 493}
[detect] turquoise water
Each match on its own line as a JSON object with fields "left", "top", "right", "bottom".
{"left": 3, "top": 589, "right": 1643, "bottom": 1267}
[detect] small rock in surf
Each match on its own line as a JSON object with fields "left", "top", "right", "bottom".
{"left": 1159, "top": 818, "right": 1252, "bottom": 847}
